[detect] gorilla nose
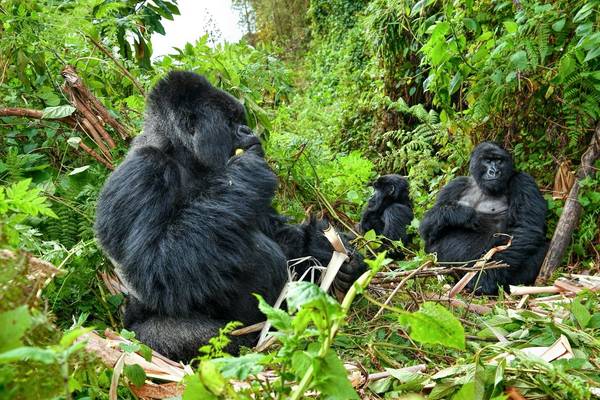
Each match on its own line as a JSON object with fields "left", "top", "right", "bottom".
{"left": 488, "top": 168, "right": 499, "bottom": 178}
{"left": 237, "top": 125, "right": 253, "bottom": 136}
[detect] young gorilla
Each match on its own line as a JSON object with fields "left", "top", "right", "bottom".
{"left": 359, "top": 175, "right": 413, "bottom": 257}
{"left": 419, "top": 142, "right": 547, "bottom": 294}
{"left": 95, "top": 71, "right": 364, "bottom": 362}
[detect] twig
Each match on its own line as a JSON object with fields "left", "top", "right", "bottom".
{"left": 370, "top": 261, "right": 508, "bottom": 284}
{"left": 508, "top": 285, "right": 560, "bottom": 296}
{"left": 372, "top": 260, "right": 433, "bottom": 320}
{"left": 86, "top": 36, "right": 146, "bottom": 97}
{"left": 447, "top": 236, "right": 512, "bottom": 298}
{"left": 78, "top": 140, "right": 114, "bottom": 169}
{"left": 425, "top": 294, "right": 492, "bottom": 315}
{"left": 0, "top": 107, "right": 75, "bottom": 126}
{"left": 366, "top": 364, "right": 426, "bottom": 383}
{"left": 231, "top": 321, "right": 266, "bottom": 336}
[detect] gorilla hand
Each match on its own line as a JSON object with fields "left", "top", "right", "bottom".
{"left": 332, "top": 253, "right": 366, "bottom": 293}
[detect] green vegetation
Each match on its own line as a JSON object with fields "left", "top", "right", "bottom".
{"left": 1, "top": 0, "right": 599, "bottom": 398}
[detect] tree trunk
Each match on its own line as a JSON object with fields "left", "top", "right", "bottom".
{"left": 536, "top": 123, "right": 600, "bottom": 284}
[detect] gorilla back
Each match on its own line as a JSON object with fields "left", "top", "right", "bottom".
{"left": 359, "top": 174, "right": 413, "bottom": 258}
{"left": 95, "top": 72, "right": 288, "bottom": 361}
{"left": 419, "top": 142, "right": 547, "bottom": 294}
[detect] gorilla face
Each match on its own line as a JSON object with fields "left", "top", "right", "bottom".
{"left": 469, "top": 141, "right": 514, "bottom": 195}
{"left": 145, "top": 71, "right": 262, "bottom": 169}
{"left": 369, "top": 175, "right": 410, "bottom": 210}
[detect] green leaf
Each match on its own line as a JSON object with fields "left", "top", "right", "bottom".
{"left": 584, "top": 46, "right": 600, "bottom": 62}
{"left": 312, "top": 349, "right": 359, "bottom": 400}
{"left": 463, "top": 18, "right": 478, "bottom": 32}
{"left": 139, "top": 344, "right": 153, "bottom": 362}
{"left": 183, "top": 373, "right": 217, "bottom": 400}
{"left": 557, "top": 55, "right": 576, "bottom": 81}
{"left": 286, "top": 281, "right": 325, "bottom": 312}
{"left": 124, "top": 364, "right": 146, "bottom": 387}
{"left": 67, "top": 137, "right": 82, "bottom": 148}
{"left": 0, "top": 346, "right": 57, "bottom": 364}
{"left": 410, "top": 0, "right": 428, "bottom": 16}
{"left": 41, "top": 105, "right": 76, "bottom": 119}
{"left": 552, "top": 19, "right": 566, "bottom": 32}
{"left": 449, "top": 72, "right": 463, "bottom": 95}
{"left": 398, "top": 302, "right": 465, "bottom": 350}
{"left": 68, "top": 165, "right": 90, "bottom": 175}
{"left": 452, "top": 382, "right": 474, "bottom": 400}
{"left": 0, "top": 306, "right": 32, "bottom": 352}
{"left": 503, "top": 21, "right": 518, "bottom": 34}
{"left": 291, "top": 350, "right": 312, "bottom": 377}
{"left": 574, "top": 2, "right": 595, "bottom": 22}
{"left": 119, "top": 342, "right": 141, "bottom": 353}
{"left": 571, "top": 300, "right": 591, "bottom": 328}
{"left": 213, "top": 353, "right": 265, "bottom": 380}
{"left": 256, "top": 295, "right": 292, "bottom": 331}
{"left": 510, "top": 50, "right": 528, "bottom": 70}
{"left": 199, "top": 360, "right": 226, "bottom": 395}
{"left": 59, "top": 327, "right": 93, "bottom": 347}
{"left": 588, "top": 314, "right": 600, "bottom": 329}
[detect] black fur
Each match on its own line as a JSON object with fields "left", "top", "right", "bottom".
{"left": 359, "top": 175, "right": 413, "bottom": 257}
{"left": 419, "top": 142, "right": 547, "bottom": 294}
{"left": 95, "top": 71, "right": 364, "bottom": 361}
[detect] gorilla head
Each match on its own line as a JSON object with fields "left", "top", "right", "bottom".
{"left": 469, "top": 141, "right": 514, "bottom": 195}
{"left": 368, "top": 174, "right": 410, "bottom": 211}
{"left": 144, "top": 71, "right": 261, "bottom": 169}
{"left": 359, "top": 174, "right": 413, "bottom": 255}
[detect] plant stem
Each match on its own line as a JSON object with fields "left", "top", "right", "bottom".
{"left": 289, "top": 269, "right": 375, "bottom": 400}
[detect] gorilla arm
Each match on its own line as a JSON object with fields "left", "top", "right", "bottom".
{"left": 419, "top": 177, "right": 478, "bottom": 247}
{"left": 382, "top": 203, "right": 413, "bottom": 244}
{"left": 489, "top": 172, "right": 547, "bottom": 282}
{"left": 359, "top": 190, "right": 385, "bottom": 234}
{"left": 95, "top": 146, "right": 283, "bottom": 317}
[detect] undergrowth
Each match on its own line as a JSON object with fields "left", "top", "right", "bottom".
{"left": 0, "top": 0, "right": 599, "bottom": 398}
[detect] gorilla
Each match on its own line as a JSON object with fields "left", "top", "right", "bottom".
{"left": 359, "top": 175, "right": 413, "bottom": 257}
{"left": 94, "top": 71, "right": 364, "bottom": 361}
{"left": 419, "top": 142, "right": 547, "bottom": 294}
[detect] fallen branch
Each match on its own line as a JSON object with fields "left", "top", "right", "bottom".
{"left": 0, "top": 106, "right": 114, "bottom": 169}
{"left": 447, "top": 236, "right": 512, "bottom": 298}
{"left": 370, "top": 261, "right": 509, "bottom": 285}
{"left": 0, "top": 249, "right": 62, "bottom": 303}
{"left": 425, "top": 294, "right": 493, "bottom": 315}
{"left": 508, "top": 286, "right": 560, "bottom": 296}
{"left": 537, "top": 122, "right": 600, "bottom": 284}
{"left": 371, "top": 260, "right": 433, "bottom": 320}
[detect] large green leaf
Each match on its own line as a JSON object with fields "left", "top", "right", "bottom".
{"left": 398, "top": 302, "right": 465, "bottom": 350}
{"left": 41, "top": 105, "right": 76, "bottom": 119}
{"left": 0, "top": 306, "right": 32, "bottom": 352}
{"left": 312, "top": 349, "right": 359, "bottom": 400}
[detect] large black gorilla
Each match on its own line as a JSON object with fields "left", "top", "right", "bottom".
{"left": 419, "top": 142, "right": 547, "bottom": 294}
{"left": 359, "top": 175, "right": 413, "bottom": 257}
{"left": 95, "top": 71, "right": 364, "bottom": 361}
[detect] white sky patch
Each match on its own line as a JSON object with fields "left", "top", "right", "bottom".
{"left": 151, "top": 0, "right": 244, "bottom": 58}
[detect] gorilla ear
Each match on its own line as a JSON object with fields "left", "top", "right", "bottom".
{"left": 387, "top": 185, "right": 396, "bottom": 197}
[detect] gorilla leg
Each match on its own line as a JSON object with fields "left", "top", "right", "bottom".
{"left": 467, "top": 243, "right": 548, "bottom": 294}
{"left": 124, "top": 298, "right": 256, "bottom": 361}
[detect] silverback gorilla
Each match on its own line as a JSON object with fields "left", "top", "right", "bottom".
{"left": 359, "top": 175, "right": 413, "bottom": 257}
{"left": 419, "top": 142, "right": 547, "bottom": 294}
{"left": 95, "top": 71, "right": 364, "bottom": 361}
